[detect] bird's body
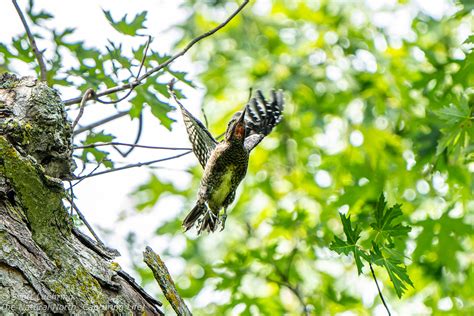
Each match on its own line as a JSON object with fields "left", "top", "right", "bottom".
{"left": 172, "top": 88, "right": 284, "bottom": 234}
{"left": 200, "top": 141, "right": 248, "bottom": 211}
{"left": 188, "top": 140, "right": 249, "bottom": 232}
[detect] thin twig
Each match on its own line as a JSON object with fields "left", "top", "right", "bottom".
{"left": 12, "top": 0, "right": 47, "bottom": 81}
{"left": 73, "top": 110, "right": 129, "bottom": 136}
{"left": 94, "top": 35, "right": 152, "bottom": 105}
{"left": 68, "top": 180, "right": 74, "bottom": 216}
{"left": 369, "top": 263, "right": 392, "bottom": 316}
{"left": 168, "top": 79, "right": 185, "bottom": 109}
{"left": 136, "top": 35, "right": 152, "bottom": 78}
{"left": 201, "top": 105, "right": 210, "bottom": 129}
{"left": 74, "top": 142, "right": 191, "bottom": 151}
{"left": 67, "top": 196, "right": 104, "bottom": 245}
{"left": 72, "top": 88, "right": 94, "bottom": 130}
{"left": 113, "top": 112, "right": 144, "bottom": 157}
{"left": 271, "top": 248, "right": 310, "bottom": 316}
{"left": 73, "top": 150, "right": 192, "bottom": 181}
{"left": 143, "top": 246, "right": 192, "bottom": 316}
{"left": 64, "top": 0, "right": 250, "bottom": 106}
{"left": 72, "top": 159, "right": 104, "bottom": 188}
{"left": 267, "top": 277, "right": 310, "bottom": 316}
{"left": 247, "top": 87, "right": 253, "bottom": 103}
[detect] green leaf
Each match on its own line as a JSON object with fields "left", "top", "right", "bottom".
{"left": 464, "top": 34, "right": 474, "bottom": 45}
{"left": 82, "top": 131, "right": 115, "bottom": 144}
{"left": 27, "top": 0, "right": 54, "bottom": 24}
{"left": 330, "top": 213, "right": 367, "bottom": 274}
{"left": 103, "top": 10, "right": 147, "bottom": 36}
{"left": 413, "top": 209, "right": 471, "bottom": 271}
{"left": 167, "top": 69, "right": 196, "bottom": 88}
{"left": 79, "top": 131, "right": 115, "bottom": 168}
{"left": 149, "top": 100, "right": 176, "bottom": 130}
{"left": 435, "top": 96, "right": 473, "bottom": 156}
{"left": 370, "top": 194, "right": 411, "bottom": 242}
{"left": 155, "top": 219, "right": 182, "bottom": 235}
{"left": 132, "top": 174, "right": 181, "bottom": 211}
{"left": 370, "top": 243, "right": 414, "bottom": 298}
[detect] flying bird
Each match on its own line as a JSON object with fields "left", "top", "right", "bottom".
{"left": 171, "top": 86, "right": 284, "bottom": 234}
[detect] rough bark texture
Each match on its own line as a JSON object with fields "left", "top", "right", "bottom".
{"left": 0, "top": 74, "right": 163, "bottom": 315}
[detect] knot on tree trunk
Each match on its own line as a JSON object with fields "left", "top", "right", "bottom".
{"left": 0, "top": 73, "right": 74, "bottom": 179}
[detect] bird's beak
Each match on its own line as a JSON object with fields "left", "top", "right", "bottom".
{"left": 237, "top": 107, "right": 246, "bottom": 124}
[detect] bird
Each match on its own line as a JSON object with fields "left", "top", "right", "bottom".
{"left": 171, "top": 86, "right": 284, "bottom": 234}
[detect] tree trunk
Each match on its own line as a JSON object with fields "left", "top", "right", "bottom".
{"left": 0, "top": 73, "right": 162, "bottom": 315}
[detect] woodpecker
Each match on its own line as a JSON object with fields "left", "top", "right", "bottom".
{"left": 174, "top": 89, "right": 284, "bottom": 234}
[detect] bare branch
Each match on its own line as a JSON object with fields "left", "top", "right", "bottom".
{"left": 67, "top": 195, "right": 104, "bottom": 246}
{"left": 73, "top": 150, "right": 192, "bottom": 181}
{"left": 143, "top": 246, "right": 192, "bottom": 316}
{"left": 12, "top": 0, "right": 47, "bottom": 81}
{"left": 74, "top": 142, "right": 191, "bottom": 151}
{"left": 72, "top": 88, "right": 94, "bottom": 130}
{"left": 64, "top": 0, "right": 250, "bottom": 106}
{"left": 267, "top": 277, "right": 310, "bottom": 316}
{"left": 369, "top": 263, "right": 392, "bottom": 316}
{"left": 73, "top": 110, "right": 129, "bottom": 136}
{"left": 136, "top": 35, "right": 152, "bottom": 78}
{"left": 113, "top": 112, "right": 144, "bottom": 157}
{"left": 72, "top": 159, "right": 104, "bottom": 188}
{"left": 94, "top": 36, "right": 152, "bottom": 105}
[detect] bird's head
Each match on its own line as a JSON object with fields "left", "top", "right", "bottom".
{"left": 225, "top": 106, "right": 247, "bottom": 142}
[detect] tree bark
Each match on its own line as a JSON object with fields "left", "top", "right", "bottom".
{"left": 0, "top": 73, "right": 162, "bottom": 315}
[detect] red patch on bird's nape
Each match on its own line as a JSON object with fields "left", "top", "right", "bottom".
{"left": 234, "top": 124, "right": 245, "bottom": 139}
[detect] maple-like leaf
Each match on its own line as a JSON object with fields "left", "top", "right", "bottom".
{"left": 370, "top": 243, "right": 414, "bottom": 298}
{"left": 371, "top": 194, "right": 411, "bottom": 243}
{"left": 330, "top": 213, "right": 368, "bottom": 274}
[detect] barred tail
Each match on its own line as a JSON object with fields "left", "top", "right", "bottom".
{"left": 182, "top": 203, "right": 219, "bottom": 234}
{"left": 183, "top": 203, "right": 206, "bottom": 231}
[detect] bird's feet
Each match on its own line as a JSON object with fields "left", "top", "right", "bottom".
{"left": 220, "top": 214, "right": 227, "bottom": 231}
{"left": 219, "top": 208, "right": 228, "bottom": 231}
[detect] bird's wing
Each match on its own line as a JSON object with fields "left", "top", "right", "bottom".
{"left": 244, "top": 90, "right": 284, "bottom": 152}
{"left": 178, "top": 104, "right": 217, "bottom": 168}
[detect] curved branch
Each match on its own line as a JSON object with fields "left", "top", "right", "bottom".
{"left": 72, "top": 88, "right": 94, "bottom": 129}
{"left": 12, "top": 0, "right": 48, "bottom": 81}
{"left": 63, "top": 0, "right": 250, "bottom": 106}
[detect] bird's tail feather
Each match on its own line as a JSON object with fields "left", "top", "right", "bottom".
{"left": 182, "top": 203, "right": 219, "bottom": 234}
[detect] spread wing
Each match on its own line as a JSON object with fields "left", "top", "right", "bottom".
{"left": 244, "top": 90, "right": 284, "bottom": 152}
{"left": 178, "top": 104, "right": 217, "bottom": 168}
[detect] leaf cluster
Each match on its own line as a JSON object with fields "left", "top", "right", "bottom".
{"left": 330, "top": 194, "right": 414, "bottom": 298}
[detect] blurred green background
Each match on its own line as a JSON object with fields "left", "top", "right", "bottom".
{"left": 1, "top": 0, "right": 472, "bottom": 315}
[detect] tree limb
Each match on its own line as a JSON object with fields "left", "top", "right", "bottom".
{"left": 12, "top": 0, "right": 47, "bottom": 81}
{"left": 73, "top": 110, "right": 129, "bottom": 136}
{"left": 113, "top": 111, "right": 144, "bottom": 157}
{"left": 74, "top": 142, "right": 191, "bottom": 151}
{"left": 63, "top": 0, "right": 250, "bottom": 106}
{"left": 144, "top": 246, "right": 192, "bottom": 316}
{"left": 73, "top": 150, "right": 192, "bottom": 180}
{"left": 72, "top": 88, "right": 94, "bottom": 129}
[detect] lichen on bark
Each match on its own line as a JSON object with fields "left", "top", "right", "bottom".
{"left": 0, "top": 74, "right": 162, "bottom": 314}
